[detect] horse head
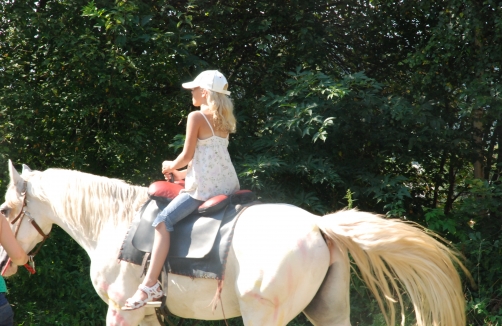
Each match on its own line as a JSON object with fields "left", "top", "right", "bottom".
{"left": 0, "top": 160, "right": 53, "bottom": 276}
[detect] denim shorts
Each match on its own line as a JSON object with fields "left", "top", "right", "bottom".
{"left": 153, "top": 193, "right": 204, "bottom": 232}
{"left": 0, "top": 296, "right": 13, "bottom": 326}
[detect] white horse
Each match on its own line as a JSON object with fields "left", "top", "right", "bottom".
{"left": 0, "top": 161, "right": 469, "bottom": 326}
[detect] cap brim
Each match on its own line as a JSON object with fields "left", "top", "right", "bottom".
{"left": 182, "top": 81, "right": 198, "bottom": 89}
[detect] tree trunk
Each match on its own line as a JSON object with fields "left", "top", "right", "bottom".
{"left": 473, "top": 108, "right": 484, "bottom": 179}
{"left": 444, "top": 162, "right": 456, "bottom": 215}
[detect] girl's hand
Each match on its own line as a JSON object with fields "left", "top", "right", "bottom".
{"left": 163, "top": 172, "right": 174, "bottom": 182}
{"left": 161, "top": 160, "right": 173, "bottom": 174}
{"left": 165, "top": 169, "right": 186, "bottom": 181}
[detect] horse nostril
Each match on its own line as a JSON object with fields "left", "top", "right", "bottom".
{"left": 0, "top": 206, "right": 10, "bottom": 217}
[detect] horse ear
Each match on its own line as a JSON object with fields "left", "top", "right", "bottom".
{"left": 8, "top": 160, "right": 25, "bottom": 194}
{"left": 22, "top": 164, "right": 32, "bottom": 175}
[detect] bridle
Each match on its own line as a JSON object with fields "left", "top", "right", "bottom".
{"left": 3, "top": 180, "right": 50, "bottom": 275}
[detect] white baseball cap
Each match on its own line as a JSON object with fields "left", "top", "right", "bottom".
{"left": 182, "top": 70, "right": 231, "bottom": 95}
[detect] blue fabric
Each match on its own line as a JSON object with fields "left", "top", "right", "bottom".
{"left": 153, "top": 193, "right": 204, "bottom": 232}
{"left": 0, "top": 293, "right": 6, "bottom": 306}
{"left": 0, "top": 297, "right": 13, "bottom": 326}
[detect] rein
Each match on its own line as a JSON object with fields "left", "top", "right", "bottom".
{"left": 2, "top": 181, "right": 50, "bottom": 276}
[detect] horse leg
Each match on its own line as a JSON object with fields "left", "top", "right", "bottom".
{"left": 237, "top": 256, "right": 330, "bottom": 326}
{"left": 90, "top": 249, "right": 161, "bottom": 325}
{"left": 303, "top": 245, "right": 351, "bottom": 326}
{"left": 139, "top": 311, "right": 164, "bottom": 326}
{"left": 105, "top": 306, "right": 161, "bottom": 326}
{"left": 106, "top": 306, "right": 141, "bottom": 326}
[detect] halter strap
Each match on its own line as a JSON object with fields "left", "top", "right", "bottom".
{"left": 198, "top": 111, "right": 215, "bottom": 136}
{"left": 4, "top": 180, "right": 50, "bottom": 275}
{"left": 10, "top": 181, "right": 27, "bottom": 225}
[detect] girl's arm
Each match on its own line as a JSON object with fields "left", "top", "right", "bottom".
{"left": 162, "top": 112, "right": 200, "bottom": 173}
{"left": 0, "top": 215, "right": 28, "bottom": 266}
{"left": 172, "top": 169, "right": 187, "bottom": 180}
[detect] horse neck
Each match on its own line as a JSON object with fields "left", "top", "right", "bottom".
{"left": 32, "top": 169, "right": 149, "bottom": 252}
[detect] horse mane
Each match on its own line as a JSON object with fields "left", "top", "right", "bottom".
{"left": 23, "top": 168, "right": 149, "bottom": 241}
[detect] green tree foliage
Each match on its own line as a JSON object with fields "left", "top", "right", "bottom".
{"left": 372, "top": 2, "right": 502, "bottom": 323}
{"left": 1, "top": 0, "right": 502, "bottom": 325}
{"left": 0, "top": 0, "right": 201, "bottom": 183}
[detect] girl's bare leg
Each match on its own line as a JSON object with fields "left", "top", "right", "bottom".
{"left": 125, "top": 223, "right": 170, "bottom": 304}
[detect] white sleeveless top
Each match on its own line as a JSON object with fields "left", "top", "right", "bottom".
{"left": 180, "top": 111, "right": 240, "bottom": 201}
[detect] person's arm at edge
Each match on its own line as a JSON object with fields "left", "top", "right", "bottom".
{"left": 0, "top": 215, "right": 28, "bottom": 266}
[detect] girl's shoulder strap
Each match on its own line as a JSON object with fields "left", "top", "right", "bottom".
{"left": 198, "top": 111, "right": 215, "bottom": 136}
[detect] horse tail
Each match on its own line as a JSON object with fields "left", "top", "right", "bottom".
{"left": 316, "top": 209, "right": 471, "bottom": 326}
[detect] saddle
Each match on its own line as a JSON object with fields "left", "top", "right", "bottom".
{"left": 118, "top": 181, "right": 256, "bottom": 280}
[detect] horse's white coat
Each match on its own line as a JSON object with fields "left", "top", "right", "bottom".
{"left": 0, "top": 162, "right": 468, "bottom": 326}
{"left": 231, "top": 204, "right": 329, "bottom": 325}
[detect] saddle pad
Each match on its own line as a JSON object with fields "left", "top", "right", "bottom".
{"left": 130, "top": 199, "right": 162, "bottom": 254}
{"left": 118, "top": 199, "right": 256, "bottom": 279}
{"left": 118, "top": 201, "right": 151, "bottom": 265}
{"left": 131, "top": 199, "right": 225, "bottom": 258}
{"left": 166, "top": 202, "right": 251, "bottom": 279}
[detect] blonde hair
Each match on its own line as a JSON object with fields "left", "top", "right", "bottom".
{"left": 205, "top": 90, "right": 237, "bottom": 133}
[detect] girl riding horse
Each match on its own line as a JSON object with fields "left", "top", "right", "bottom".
{"left": 123, "top": 70, "right": 240, "bottom": 310}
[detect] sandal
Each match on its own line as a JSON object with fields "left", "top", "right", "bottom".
{"left": 121, "top": 282, "right": 164, "bottom": 311}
